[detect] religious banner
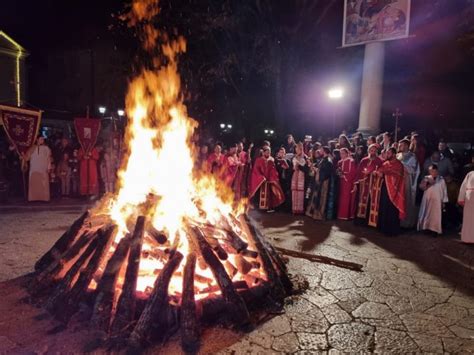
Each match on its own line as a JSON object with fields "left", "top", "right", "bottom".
{"left": 0, "top": 105, "right": 42, "bottom": 158}
{"left": 342, "top": 0, "right": 411, "bottom": 47}
{"left": 74, "top": 117, "right": 101, "bottom": 155}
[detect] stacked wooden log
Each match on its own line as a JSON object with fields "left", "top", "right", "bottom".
{"left": 28, "top": 211, "right": 293, "bottom": 353}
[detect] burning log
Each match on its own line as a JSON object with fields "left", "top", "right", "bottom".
{"left": 240, "top": 215, "right": 288, "bottom": 301}
{"left": 202, "top": 233, "right": 228, "bottom": 261}
{"left": 31, "top": 231, "right": 95, "bottom": 294}
{"left": 91, "top": 234, "right": 132, "bottom": 332}
{"left": 45, "top": 237, "right": 99, "bottom": 312}
{"left": 35, "top": 211, "right": 89, "bottom": 272}
{"left": 128, "top": 251, "right": 184, "bottom": 349}
{"left": 148, "top": 226, "right": 167, "bottom": 244}
{"left": 197, "top": 256, "right": 207, "bottom": 270}
{"left": 194, "top": 273, "right": 212, "bottom": 285}
{"left": 180, "top": 252, "right": 199, "bottom": 353}
{"left": 56, "top": 226, "right": 117, "bottom": 322}
{"left": 240, "top": 249, "right": 259, "bottom": 259}
{"left": 219, "top": 217, "right": 248, "bottom": 253}
{"left": 234, "top": 255, "right": 252, "bottom": 275}
{"left": 224, "top": 260, "right": 237, "bottom": 279}
{"left": 198, "top": 280, "right": 249, "bottom": 295}
{"left": 111, "top": 216, "right": 146, "bottom": 335}
{"left": 190, "top": 227, "right": 251, "bottom": 328}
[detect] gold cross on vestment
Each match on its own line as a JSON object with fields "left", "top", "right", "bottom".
{"left": 13, "top": 124, "right": 24, "bottom": 136}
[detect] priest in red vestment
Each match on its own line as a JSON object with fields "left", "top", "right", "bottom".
{"left": 337, "top": 148, "right": 357, "bottom": 220}
{"left": 78, "top": 147, "right": 99, "bottom": 196}
{"left": 223, "top": 144, "right": 241, "bottom": 187}
{"left": 249, "top": 146, "right": 285, "bottom": 211}
{"left": 206, "top": 144, "right": 226, "bottom": 177}
{"left": 232, "top": 142, "right": 252, "bottom": 200}
{"left": 354, "top": 144, "right": 383, "bottom": 224}
{"left": 371, "top": 148, "right": 406, "bottom": 235}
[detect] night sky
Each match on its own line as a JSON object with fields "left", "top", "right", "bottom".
{"left": 1, "top": 0, "right": 473, "bottom": 139}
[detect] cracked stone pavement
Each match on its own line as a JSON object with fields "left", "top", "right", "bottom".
{"left": 0, "top": 206, "right": 473, "bottom": 353}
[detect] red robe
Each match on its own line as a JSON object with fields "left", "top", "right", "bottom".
{"left": 223, "top": 154, "right": 240, "bottom": 186}
{"left": 378, "top": 158, "right": 406, "bottom": 220}
{"left": 354, "top": 156, "right": 383, "bottom": 219}
{"left": 78, "top": 147, "right": 99, "bottom": 196}
{"left": 206, "top": 153, "right": 225, "bottom": 177}
{"left": 337, "top": 157, "right": 357, "bottom": 220}
{"left": 249, "top": 156, "right": 285, "bottom": 209}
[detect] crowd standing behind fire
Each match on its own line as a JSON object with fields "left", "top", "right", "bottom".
{"left": 0, "top": 129, "right": 473, "bottom": 243}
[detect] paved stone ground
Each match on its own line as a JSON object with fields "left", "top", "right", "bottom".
{"left": 0, "top": 204, "right": 473, "bottom": 353}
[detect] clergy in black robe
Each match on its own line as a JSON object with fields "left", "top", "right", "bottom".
{"left": 306, "top": 147, "right": 334, "bottom": 220}
{"left": 275, "top": 147, "right": 292, "bottom": 212}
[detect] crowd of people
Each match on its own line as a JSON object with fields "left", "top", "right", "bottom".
{"left": 0, "top": 134, "right": 121, "bottom": 201}
{"left": 1, "top": 129, "right": 473, "bottom": 243}
{"left": 197, "top": 131, "right": 474, "bottom": 244}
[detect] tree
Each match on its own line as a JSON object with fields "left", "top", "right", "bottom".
{"left": 113, "top": 0, "right": 338, "bottom": 136}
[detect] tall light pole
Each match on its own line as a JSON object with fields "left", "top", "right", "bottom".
{"left": 328, "top": 87, "right": 344, "bottom": 137}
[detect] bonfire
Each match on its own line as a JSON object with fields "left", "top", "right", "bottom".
{"left": 28, "top": 0, "right": 294, "bottom": 353}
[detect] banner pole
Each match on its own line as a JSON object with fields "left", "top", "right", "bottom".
{"left": 22, "top": 168, "right": 27, "bottom": 201}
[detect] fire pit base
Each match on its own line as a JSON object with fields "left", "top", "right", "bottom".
{"left": 26, "top": 212, "right": 301, "bottom": 353}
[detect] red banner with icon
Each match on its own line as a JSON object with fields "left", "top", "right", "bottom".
{"left": 74, "top": 117, "right": 101, "bottom": 155}
{"left": 0, "top": 105, "right": 42, "bottom": 158}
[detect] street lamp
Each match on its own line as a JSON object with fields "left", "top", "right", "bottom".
{"left": 99, "top": 106, "right": 106, "bottom": 115}
{"left": 264, "top": 129, "right": 275, "bottom": 137}
{"left": 328, "top": 87, "right": 344, "bottom": 100}
{"left": 117, "top": 109, "right": 125, "bottom": 117}
{"left": 220, "top": 123, "right": 226, "bottom": 129}
{"left": 227, "top": 124, "right": 232, "bottom": 129}
{"left": 327, "top": 87, "right": 344, "bottom": 136}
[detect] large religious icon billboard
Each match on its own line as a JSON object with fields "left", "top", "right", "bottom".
{"left": 342, "top": 0, "right": 411, "bottom": 47}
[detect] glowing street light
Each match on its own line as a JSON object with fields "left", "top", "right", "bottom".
{"left": 117, "top": 109, "right": 125, "bottom": 117}
{"left": 220, "top": 123, "right": 226, "bottom": 129}
{"left": 328, "top": 87, "right": 344, "bottom": 100}
{"left": 227, "top": 124, "right": 232, "bottom": 129}
{"left": 98, "top": 106, "right": 107, "bottom": 114}
{"left": 327, "top": 87, "right": 344, "bottom": 136}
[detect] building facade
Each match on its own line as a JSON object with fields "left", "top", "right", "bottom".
{"left": 0, "top": 31, "right": 27, "bottom": 108}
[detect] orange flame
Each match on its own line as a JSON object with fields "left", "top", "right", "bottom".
{"left": 94, "top": 0, "right": 260, "bottom": 298}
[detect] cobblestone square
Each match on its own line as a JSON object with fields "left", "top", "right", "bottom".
{"left": 0, "top": 205, "right": 473, "bottom": 353}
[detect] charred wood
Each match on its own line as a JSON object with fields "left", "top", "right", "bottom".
{"left": 35, "top": 211, "right": 89, "bottom": 272}
{"left": 274, "top": 246, "right": 363, "bottom": 272}
{"left": 181, "top": 252, "right": 200, "bottom": 354}
{"left": 190, "top": 227, "right": 250, "bottom": 328}
{"left": 56, "top": 226, "right": 117, "bottom": 323}
{"left": 91, "top": 234, "right": 132, "bottom": 332}
{"left": 45, "top": 237, "right": 98, "bottom": 312}
{"left": 240, "top": 215, "right": 287, "bottom": 301}
{"left": 235, "top": 255, "right": 252, "bottom": 275}
{"left": 31, "top": 231, "right": 94, "bottom": 294}
{"left": 148, "top": 226, "right": 167, "bottom": 245}
{"left": 111, "top": 216, "right": 146, "bottom": 335}
{"left": 128, "top": 251, "right": 183, "bottom": 349}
